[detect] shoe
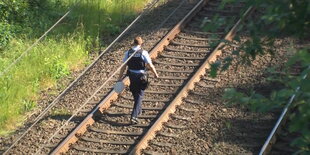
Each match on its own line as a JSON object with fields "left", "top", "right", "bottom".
{"left": 131, "top": 117, "right": 139, "bottom": 124}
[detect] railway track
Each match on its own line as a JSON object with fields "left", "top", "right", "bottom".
{"left": 39, "top": 0, "right": 254, "bottom": 154}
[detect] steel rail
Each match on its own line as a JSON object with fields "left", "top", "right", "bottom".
{"left": 2, "top": 1, "right": 160, "bottom": 154}
{"left": 130, "top": 5, "right": 255, "bottom": 155}
{"left": 259, "top": 65, "right": 310, "bottom": 155}
{"left": 154, "top": 0, "right": 187, "bottom": 30}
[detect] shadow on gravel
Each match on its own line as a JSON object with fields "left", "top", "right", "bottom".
{"left": 211, "top": 117, "right": 277, "bottom": 153}
{"left": 191, "top": 78, "right": 283, "bottom": 154}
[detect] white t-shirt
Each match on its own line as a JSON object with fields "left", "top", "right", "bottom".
{"left": 122, "top": 45, "right": 152, "bottom": 73}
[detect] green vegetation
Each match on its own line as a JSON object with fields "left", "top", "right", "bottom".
{"left": 208, "top": 0, "right": 309, "bottom": 153}
{"left": 0, "top": 0, "right": 147, "bottom": 135}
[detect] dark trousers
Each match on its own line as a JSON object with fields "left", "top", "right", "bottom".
{"left": 128, "top": 72, "right": 145, "bottom": 118}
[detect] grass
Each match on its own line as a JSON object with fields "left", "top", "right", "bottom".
{"left": 0, "top": 0, "right": 148, "bottom": 135}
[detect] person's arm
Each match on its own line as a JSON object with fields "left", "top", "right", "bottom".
{"left": 118, "top": 65, "right": 127, "bottom": 81}
{"left": 143, "top": 50, "right": 159, "bottom": 78}
{"left": 146, "top": 63, "right": 159, "bottom": 78}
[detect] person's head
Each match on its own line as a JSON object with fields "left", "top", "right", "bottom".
{"left": 133, "top": 36, "right": 143, "bottom": 46}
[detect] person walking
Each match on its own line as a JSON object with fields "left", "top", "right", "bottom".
{"left": 118, "top": 36, "right": 159, "bottom": 124}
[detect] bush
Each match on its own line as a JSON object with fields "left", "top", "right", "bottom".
{"left": 0, "top": 23, "right": 14, "bottom": 49}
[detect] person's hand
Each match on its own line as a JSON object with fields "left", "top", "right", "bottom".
{"left": 155, "top": 73, "right": 159, "bottom": 78}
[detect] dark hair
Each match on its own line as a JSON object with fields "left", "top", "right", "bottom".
{"left": 134, "top": 36, "right": 143, "bottom": 45}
